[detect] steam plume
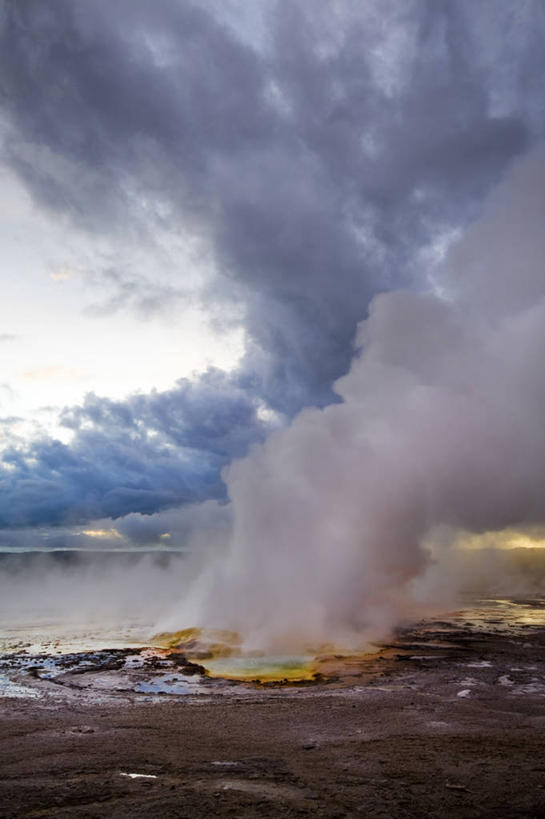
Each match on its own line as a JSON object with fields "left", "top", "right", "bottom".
{"left": 165, "top": 147, "right": 545, "bottom": 649}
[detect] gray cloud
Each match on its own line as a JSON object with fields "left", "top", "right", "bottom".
{"left": 82, "top": 267, "right": 187, "bottom": 319}
{"left": 0, "top": 369, "right": 272, "bottom": 527}
{"left": 0, "top": 1, "right": 543, "bottom": 530}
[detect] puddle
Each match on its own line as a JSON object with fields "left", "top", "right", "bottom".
{"left": 0, "top": 673, "right": 41, "bottom": 699}
{"left": 466, "top": 661, "right": 493, "bottom": 668}
{"left": 133, "top": 673, "right": 203, "bottom": 695}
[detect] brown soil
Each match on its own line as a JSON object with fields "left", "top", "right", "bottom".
{"left": 2, "top": 625, "right": 545, "bottom": 818}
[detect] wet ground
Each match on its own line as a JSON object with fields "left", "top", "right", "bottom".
{"left": 2, "top": 599, "right": 545, "bottom": 817}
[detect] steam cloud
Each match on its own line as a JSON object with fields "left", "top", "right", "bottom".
{"left": 1, "top": 2, "right": 545, "bottom": 645}
{"left": 165, "top": 148, "right": 545, "bottom": 649}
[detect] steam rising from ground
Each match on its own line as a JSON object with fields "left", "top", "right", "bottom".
{"left": 0, "top": 501, "right": 231, "bottom": 630}
{"left": 0, "top": 552, "right": 186, "bottom": 626}
{"left": 4, "top": 150, "right": 544, "bottom": 652}
{"left": 162, "top": 148, "right": 545, "bottom": 649}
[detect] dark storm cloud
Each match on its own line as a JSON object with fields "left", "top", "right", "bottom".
{"left": 0, "top": 370, "right": 269, "bottom": 527}
{"left": 0, "top": 0, "right": 543, "bottom": 529}
{"left": 1, "top": 0, "right": 534, "bottom": 404}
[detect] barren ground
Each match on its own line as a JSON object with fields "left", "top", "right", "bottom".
{"left": 2, "top": 607, "right": 545, "bottom": 817}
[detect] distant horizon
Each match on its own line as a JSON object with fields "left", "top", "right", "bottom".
{"left": 0, "top": 546, "right": 190, "bottom": 553}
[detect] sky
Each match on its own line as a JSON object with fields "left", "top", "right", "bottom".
{"left": 1, "top": 0, "right": 545, "bottom": 553}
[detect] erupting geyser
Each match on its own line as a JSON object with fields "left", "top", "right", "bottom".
{"left": 159, "top": 147, "right": 545, "bottom": 653}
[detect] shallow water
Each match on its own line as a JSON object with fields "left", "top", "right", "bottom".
{"left": 419, "top": 596, "right": 545, "bottom": 635}
{"left": 0, "top": 618, "right": 152, "bottom": 656}
{"left": 204, "top": 654, "right": 317, "bottom": 682}
{"left": 2, "top": 596, "right": 545, "bottom": 700}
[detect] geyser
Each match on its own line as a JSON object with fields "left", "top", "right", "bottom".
{"left": 161, "top": 146, "right": 545, "bottom": 651}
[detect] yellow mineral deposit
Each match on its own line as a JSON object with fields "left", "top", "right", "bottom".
{"left": 153, "top": 627, "right": 384, "bottom": 683}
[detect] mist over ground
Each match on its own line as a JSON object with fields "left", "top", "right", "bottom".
{"left": 0, "top": 551, "right": 188, "bottom": 626}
